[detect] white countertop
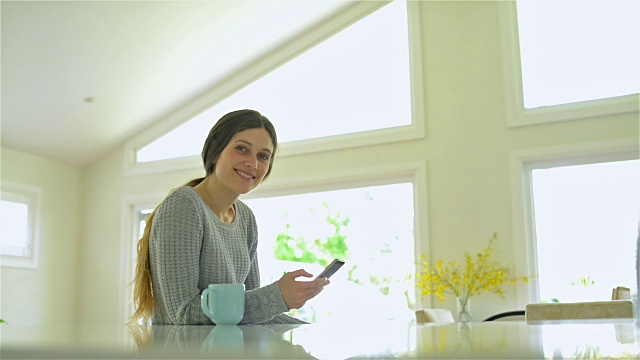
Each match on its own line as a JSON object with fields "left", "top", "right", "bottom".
{"left": 1, "top": 319, "right": 638, "bottom": 359}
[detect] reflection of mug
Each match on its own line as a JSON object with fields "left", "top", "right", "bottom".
{"left": 201, "top": 284, "right": 245, "bottom": 325}
{"left": 200, "top": 325, "right": 313, "bottom": 359}
{"left": 201, "top": 325, "right": 244, "bottom": 357}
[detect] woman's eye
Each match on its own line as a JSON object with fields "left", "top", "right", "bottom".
{"left": 235, "top": 146, "right": 246, "bottom": 153}
{"left": 259, "top": 154, "right": 270, "bottom": 162}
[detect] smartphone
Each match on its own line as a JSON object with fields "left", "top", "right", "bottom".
{"left": 315, "top": 259, "right": 345, "bottom": 280}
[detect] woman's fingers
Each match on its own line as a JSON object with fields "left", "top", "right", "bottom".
{"left": 283, "top": 269, "right": 312, "bottom": 280}
{"left": 278, "top": 269, "right": 330, "bottom": 309}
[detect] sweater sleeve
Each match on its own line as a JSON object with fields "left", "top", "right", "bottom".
{"left": 150, "top": 191, "right": 212, "bottom": 325}
{"left": 239, "top": 205, "right": 306, "bottom": 325}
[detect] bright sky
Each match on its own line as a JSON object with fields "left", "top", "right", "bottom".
{"left": 533, "top": 159, "right": 640, "bottom": 302}
{"left": 517, "top": 0, "right": 639, "bottom": 108}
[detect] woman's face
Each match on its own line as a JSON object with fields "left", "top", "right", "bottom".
{"left": 213, "top": 127, "right": 274, "bottom": 196}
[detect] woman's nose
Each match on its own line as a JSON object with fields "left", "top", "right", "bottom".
{"left": 245, "top": 159, "right": 257, "bottom": 169}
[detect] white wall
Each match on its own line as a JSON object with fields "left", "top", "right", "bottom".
{"left": 2, "top": 1, "right": 638, "bottom": 325}
{"left": 1, "top": 148, "right": 83, "bottom": 325}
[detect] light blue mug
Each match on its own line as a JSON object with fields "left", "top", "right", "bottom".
{"left": 201, "top": 284, "right": 245, "bottom": 325}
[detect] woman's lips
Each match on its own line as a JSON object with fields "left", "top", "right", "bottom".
{"left": 235, "top": 169, "right": 255, "bottom": 180}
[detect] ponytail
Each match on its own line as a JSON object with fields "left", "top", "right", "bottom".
{"left": 128, "top": 177, "right": 205, "bottom": 324}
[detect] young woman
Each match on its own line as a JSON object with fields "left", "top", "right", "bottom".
{"left": 130, "top": 109, "right": 329, "bottom": 325}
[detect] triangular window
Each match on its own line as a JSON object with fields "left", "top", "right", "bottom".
{"left": 136, "top": 0, "right": 413, "bottom": 164}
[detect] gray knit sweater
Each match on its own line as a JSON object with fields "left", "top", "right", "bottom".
{"left": 149, "top": 186, "right": 305, "bottom": 325}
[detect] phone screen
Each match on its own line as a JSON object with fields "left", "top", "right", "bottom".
{"left": 315, "top": 259, "right": 345, "bottom": 279}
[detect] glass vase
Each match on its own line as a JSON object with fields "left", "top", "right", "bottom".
{"left": 456, "top": 295, "right": 472, "bottom": 322}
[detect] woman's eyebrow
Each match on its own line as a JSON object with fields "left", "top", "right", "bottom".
{"left": 236, "top": 139, "right": 273, "bottom": 154}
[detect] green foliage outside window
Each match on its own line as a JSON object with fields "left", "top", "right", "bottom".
{"left": 273, "top": 202, "right": 410, "bottom": 298}
{"left": 274, "top": 202, "right": 351, "bottom": 267}
{"left": 269, "top": 189, "right": 416, "bottom": 322}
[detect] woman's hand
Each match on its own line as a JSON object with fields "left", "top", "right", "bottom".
{"left": 278, "top": 269, "right": 330, "bottom": 309}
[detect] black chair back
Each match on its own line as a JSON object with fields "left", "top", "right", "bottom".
{"left": 483, "top": 310, "right": 525, "bottom": 321}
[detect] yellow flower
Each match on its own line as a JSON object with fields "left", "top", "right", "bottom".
{"left": 415, "top": 233, "right": 529, "bottom": 303}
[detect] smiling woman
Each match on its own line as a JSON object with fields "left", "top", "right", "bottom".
{"left": 130, "top": 110, "right": 331, "bottom": 325}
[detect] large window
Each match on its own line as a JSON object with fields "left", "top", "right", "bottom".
{"left": 0, "top": 182, "right": 41, "bottom": 268}
{"left": 244, "top": 182, "right": 416, "bottom": 323}
{"left": 134, "top": 0, "right": 416, "bottom": 166}
{"left": 516, "top": 0, "right": 639, "bottom": 109}
{"left": 530, "top": 158, "right": 639, "bottom": 303}
{"left": 500, "top": 0, "right": 639, "bottom": 127}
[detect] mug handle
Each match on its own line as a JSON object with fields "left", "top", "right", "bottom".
{"left": 201, "top": 288, "right": 214, "bottom": 319}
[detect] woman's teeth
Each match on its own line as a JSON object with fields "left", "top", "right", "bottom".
{"left": 236, "top": 170, "right": 254, "bottom": 179}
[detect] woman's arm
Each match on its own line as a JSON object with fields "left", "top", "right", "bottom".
{"left": 240, "top": 207, "right": 324, "bottom": 324}
{"left": 244, "top": 263, "right": 306, "bottom": 324}
{"left": 150, "top": 190, "right": 212, "bottom": 325}
{"left": 241, "top": 217, "right": 296, "bottom": 324}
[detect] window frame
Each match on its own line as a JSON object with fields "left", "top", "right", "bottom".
{"left": 1, "top": 181, "right": 42, "bottom": 269}
{"left": 119, "top": 193, "right": 165, "bottom": 324}
{"left": 123, "top": 0, "right": 425, "bottom": 177}
{"left": 509, "top": 138, "right": 639, "bottom": 305}
{"left": 498, "top": 1, "right": 639, "bottom": 128}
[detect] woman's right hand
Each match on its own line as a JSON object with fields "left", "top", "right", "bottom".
{"left": 278, "top": 269, "right": 330, "bottom": 309}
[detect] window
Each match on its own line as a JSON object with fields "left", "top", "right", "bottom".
{"left": 530, "top": 158, "right": 639, "bottom": 303}
{"left": 499, "top": 1, "right": 639, "bottom": 126}
{"left": 516, "top": 0, "right": 639, "bottom": 109}
{"left": 244, "top": 182, "right": 416, "bottom": 323}
{"left": 134, "top": 0, "right": 417, "bottom": 166}
{"left": 1, "top": 181, "right": 41, "bottom": 268}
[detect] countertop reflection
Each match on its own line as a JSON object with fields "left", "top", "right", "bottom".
{"left": 132, "top": 323, "right": 312, "bottom": 359}
{"left": 1, "top": 319, "right": 638, "bottom": 359}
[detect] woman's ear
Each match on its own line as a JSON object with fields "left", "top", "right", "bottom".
{"left": 209, "top": 159, "right": 218, "bottom": 175}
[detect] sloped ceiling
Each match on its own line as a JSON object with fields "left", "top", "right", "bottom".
{"left": 1, "top": 0, "right": 350, "bottom": 166}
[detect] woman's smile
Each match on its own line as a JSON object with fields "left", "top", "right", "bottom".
{"left": 235, "top": 168, "right": 256, "bottom": 181}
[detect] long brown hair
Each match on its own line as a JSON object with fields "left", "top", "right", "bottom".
{"left": 129, "top": 110, "right": 277, "bottom": 324}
